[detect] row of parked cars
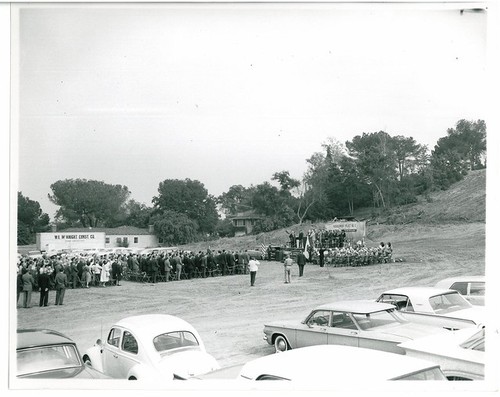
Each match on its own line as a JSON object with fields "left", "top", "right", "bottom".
{"left": 16, "top": 275, "right": 486, "bottom": 383}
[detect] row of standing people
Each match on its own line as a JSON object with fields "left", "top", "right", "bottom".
{"left": 16, "top": 248, "right": 262, "bottom": 307}
{"left": 132, "top": 249, "right": 257, "bottom": 282}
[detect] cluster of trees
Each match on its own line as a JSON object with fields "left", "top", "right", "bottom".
{"left": 18, "top": 119, "right": 486, "bottom": 245}
{"left": 17, "top": 192, "right": 51, "bottom": 245}
{"left": 217, "top": 119, "right": 486, "bottom": 230}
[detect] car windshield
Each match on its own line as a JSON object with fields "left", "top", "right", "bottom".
{"left": 17, "top": 344, "right": 81, "bottom": 376}
{"left": 153, "top": 331, "right": 200, "bottom": 353}
{"left": 351, "top": 309, "right": 407, "bottom": 330}
{"left": 392, "top": 367, "right": 447, "bottom": 380}
{"left": 428, "top": 292, "right": 472, "bottom": 314}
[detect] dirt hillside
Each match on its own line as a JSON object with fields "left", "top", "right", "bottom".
{"left": 181, "top": 169, "right": 486, "bottom": 253}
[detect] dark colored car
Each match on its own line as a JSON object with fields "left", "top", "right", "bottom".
{"left": 16, "top": 329, "right": 109, "bottom": 379}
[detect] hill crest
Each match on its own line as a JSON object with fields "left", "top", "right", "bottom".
{"left": 182, "top": 169, "right": 486, "bottom": 252}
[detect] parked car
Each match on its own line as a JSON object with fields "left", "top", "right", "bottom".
{"left": 376, "top": 287, "right": 485, "bottom": 325}
{"left": 435, "top": 276, "right": 485, "bottom": 306}
{"left": 400, "top": 326, "right": 485, "bottom": 380}
{"left": 246, "top": 248, "right": 264, "bottom": 260}
{"left": 83, "top": 314, "right": 219, "bottom": 380}
{"left": 263, "top": 300, "right": 448, "bottom": 355}
{"left": 17, "top": 329, "right": 109, "bottom": 379}
{"left": 198, "top": 345, "right": 447, "bottom": 381}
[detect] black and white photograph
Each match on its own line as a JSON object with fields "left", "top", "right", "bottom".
{"left": 6, "top": 0, "right": 499, "bottom": 394}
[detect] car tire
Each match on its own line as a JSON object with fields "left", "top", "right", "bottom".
{"left": 274, "top": 335, "right": 290, "bottom": 353}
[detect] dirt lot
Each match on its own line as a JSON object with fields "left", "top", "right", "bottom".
{"left": 15, "top": 223, "right": 487, "bottom": 372}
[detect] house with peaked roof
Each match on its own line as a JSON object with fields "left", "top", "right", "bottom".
{"left": 229, "top": 210, "right": 264, "bottom": 237}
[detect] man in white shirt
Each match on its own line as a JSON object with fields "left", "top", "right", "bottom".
{"left": 248, "top": 257, "right": 260, "bottom": 287}
{"left": 283, "top": 255, "right": 293, "bottom": 284}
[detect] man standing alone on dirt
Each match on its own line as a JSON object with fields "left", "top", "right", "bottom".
{"left": 283, "top": 254, "right": 293, "bottom": 284}
{"left": 248, "top": 256, "right": 259, "bottom": 286}
{"left": 296, "top": 251, "right": 306, "bottom": 277}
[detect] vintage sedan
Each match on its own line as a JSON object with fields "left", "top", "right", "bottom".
{"left": 400, "top": 326, "right": 485, "bottom": 380}
{"left": 263, "top": 300, "right": 448, "bottom": 354}
{"left": 83, "top": 314, "right": 220, "bottom": 380}
{"left": 197, "top": 345, "right": 447, "bottom": 382}
{"left": 17, "top": 329, "right": 108, "bottom": 379}
{"left": 435, "top": 276, "right": 485, "bottom": 306}
{"left": 376, "top": 287, "right": 485, "bottom": 325}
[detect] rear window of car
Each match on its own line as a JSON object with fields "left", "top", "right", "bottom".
{"left": 469, "top": 282, "right": 485, "bottom": 296}
{"left": 449, "top": 282, "right": 468, "bottom": 295}
{"left": 17, "top": 344, "right": 81, "bottom": 376}
{"left": 377, "top": 294, "right": 414, "bottom": 311}
{"left": 153, "top": 331, "right": 199, "bottom": 353}
{"left": 428, "top": 292, "right": 471, "bottom": 313}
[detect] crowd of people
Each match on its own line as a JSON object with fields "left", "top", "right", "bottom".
{"left": 286, "top": 228, "right": 348, "bottom": 250}
{"left": 17, "top": 239, "right": 393, "bottom": 308}
{"left": 16, "top": 248, "right": 260, "bottom": 308}
{"left": 316, "top": 241, "right": 393, "bottom": 267}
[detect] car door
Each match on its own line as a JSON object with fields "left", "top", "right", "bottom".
{"left": 294, "top": 310, "right": 330, "bottom": 348}
{"left": 102, "top": 327, "right": 123, "bottom": 378}
{"left": 326, "top": 312, "right": 359, "bottom": 347}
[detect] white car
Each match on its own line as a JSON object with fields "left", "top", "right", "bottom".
{"left": 435, "top": 276, "right": 485, "bottom": 306}
{"left": 198, "top": 345, "right": 447, "bottom": 381}
{"left": 400, "top": 326, "right": 485, "bottom": 380}
{"left": 83, "top": 314, "right": 219, "bottom": 380}
{"left": 376, "top": 287, "right": 485, "bottom": 325}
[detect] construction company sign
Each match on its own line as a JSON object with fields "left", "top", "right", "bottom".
{"left": 324, "top": 221, "right": 366, "bottom": 240}
{"left": 36, "top": 232, "right": 106, "bottom": 252}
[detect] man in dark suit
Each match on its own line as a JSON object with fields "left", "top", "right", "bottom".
{"left": 298, "top": 230, "right": 304, "bottom": 249}
{"left": 151, "top": 255, "right": 159, "bottom": 283}
{"left": 319, "top": 248, "right": 325, "bottom": 268}
{"left": 226, "top": 251, "right": 235, "bottom": 274}
{"left": 218, "top": 250, "right": 227, "bottom": 276}
{"left": 296, "top": 251, "right": 307, "bottom": 277}
{"left": 54, "top": 267, "right": 68, "bottom": 305}
{"left": 38, "top": 268, "right": 51, "bottom": 307}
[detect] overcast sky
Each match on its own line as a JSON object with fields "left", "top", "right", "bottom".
{"left": 13, "top": 2, "right": 487, "bottom": 219}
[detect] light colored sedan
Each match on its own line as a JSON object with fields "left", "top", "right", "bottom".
{"left": 198, "top": 345, "right": 447, "bottom": 382}
{"left": 435, "top": 276, "right": 485, "bottom": 306}
{"left": 83, "top": 314, "right": 220, "bottom": 380}
{"left": 263, "top": 300, "right": 447, "bottom": 354}
{"left": 376, "top": 287, "right": 485, "bottom": 325}
{"left": 400, "top": 326, "right": 486, "bottom": 380}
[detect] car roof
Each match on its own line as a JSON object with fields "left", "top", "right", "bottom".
{"left": 435, "top": 276, "right": 485, "bottom": 287}
{"left": 239, "top": 346, "right": 440, "bottom": 381}
{"left": 379, "top": 286, "right": 459, "bottom": 297}
{"left": 315, "top": 300, "right": 396, "bottom": 313}
{"left": 17, "top": 329, "right": 75, "bottom": 350}
{"left": 114, "top": 314, "right": 201, "bottom": 342}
